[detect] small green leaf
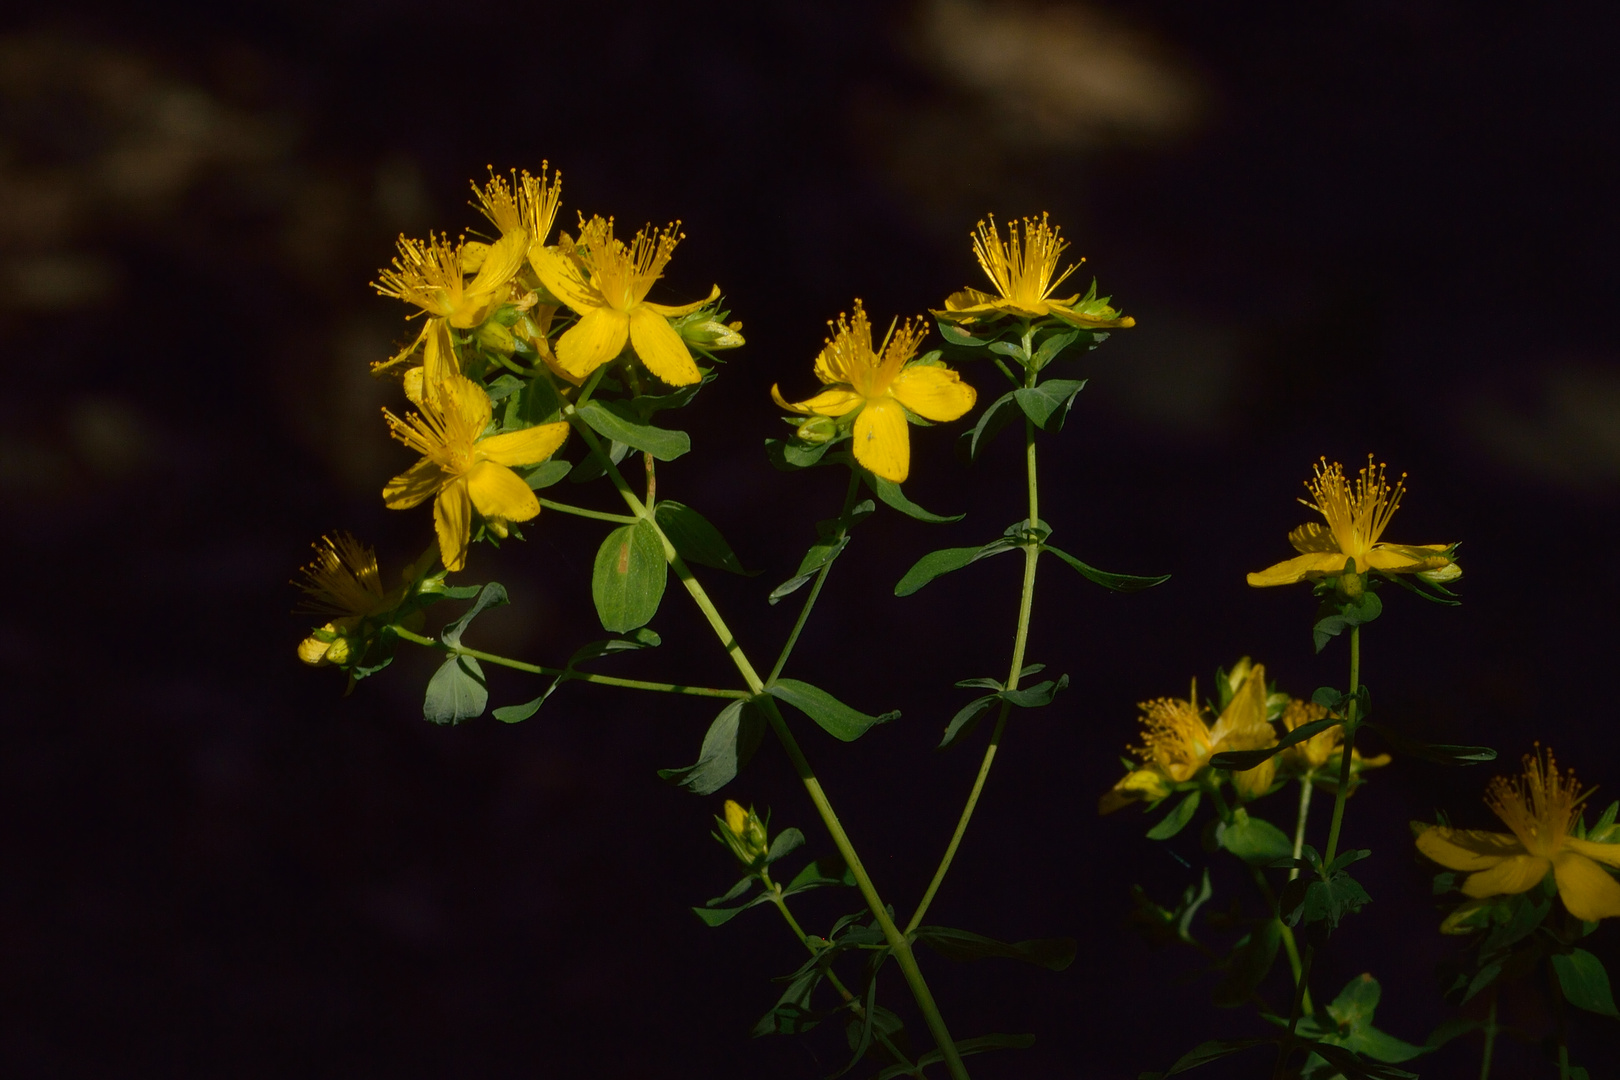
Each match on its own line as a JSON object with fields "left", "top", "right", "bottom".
{"left": 568, "top": 437, "right": 628, "bottom": 483}
{"left": 763, "top": 827, "right": 804, "bottom": 866}
{"left": 912, "top": 926, "right": 1076, "bottom": 970}
{"left": 1013, "top": 377, "right": 1087, "bottom": 431}
{"left": 654, "top": 500, "right": 754, "bottom": 575}
{"left": 770, "top": 535, "right": 850, "bottom": 604}
{"left": 784, "top": 855, "right": 855, "bottom": 895}
{"left": 440, "top": 582, "right": 508, "bottom": 647}
{"left": 859, "top": 469, "right": 963, "bottom": 523}
{"left": 519, "top": 458, "right": 572, "bottom": 489}
{"left": 958, "top": 391, "right": 1021, "bottom": 462}
{"left": 1211, "top": 919, "right": 1281, "bottom": 1007}
{"left": 657, "top": 700, "right": 764, "bottom": 795}
{"left": 1553, "top": 949, "right": 1619, "bottom": 1016}
{"left": 1147, "top": 790, "right": 1201, "bottom": 840}
{"left": 934, "top": 319, "right": 999, "bottom": 348}
{"left": 1210, "top": 714, "right": 1341, "bottom": 771}
{"left": 939, "top": 694, "right": 998, "bottom": 749}
{"left": 1281, "top": 867, "right": 1370, "bottom": 929}
{"left": 768, "top": 679, "right": 897, "bottom": 742}
{"left": 1043, "top": 544, "right": 1170, "bottom": 592}
{"left": 894, "top": 539, "right": 1017, "bottom": 596}
{"left": 567, "top": 628, "right": 662, "bottom": 666}
{"left": 999, "top": 675, "right": 1069, "bottom": 708}
{"left": 492, "top": 697, "right": 543, "bottom": 723}
{"left": 591, "top": 519, "right": 667, "bottom": 632}
{"left": 1313, "top": 588, "right": 1383, "bottom": 652}
{"left": 1217, "top": 812, "right": 1294, "bottom": 866}
{"left": 1364, "top": 723, "right": 1495, "bottom": 765}
{"left": 1030, "top": 329, "right": 1082, "bottom": 368}
{"left": 423, "top": 655, "right": 487, "bottom": 725}
{"left": 574, "top": 399, "right": 691, "bottom": 460}
{"left": 1140, "top": 1038, "right": 1274, "bottom": 1079}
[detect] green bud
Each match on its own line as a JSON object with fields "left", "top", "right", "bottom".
{"left": 718, "top": 799, "right": 770, "bottom": 867}
{"left": 472, "top": 318, "right": 515, "bottom": 356}
{"left": 794, "top": 415, "right": 838, "bottom": 445}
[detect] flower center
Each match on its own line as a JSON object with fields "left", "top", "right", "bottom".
{"left": 1134, "top": 697, "right": 1212, "bottom": 780}
{"left": 297, "top": 533, "right": 389, "bottom": 617}
{"left": 972, "top": 213, "right": 1080, "bottom": 307}
{"left": 1302, "top": 457, "right": 1404, "bottom": 566}
{"left": 375, "top": 233, "right": 467, "bottom": 317}
{"left": 578, "top": 216, "right": 680, "bottom": 312}
{"left": 1486, "top": 747, "right": 1585, "bottom": 858}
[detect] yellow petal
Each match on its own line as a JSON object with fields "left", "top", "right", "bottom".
{"left": 771, "top": 384, "right": 863, "bottom": 416}
{"left": 642, "top": 283, "right": 721, "bottom": 318}
{"left": 1048, "top": 303, "right": 1135, "bottom": 329}
{"left": 1553, "top": 851, "right": 1620, "bottom": 920}
{"left": 298, "top": 634, "right": 333, "bottom": 666}
{"left": 1365, "top": 546, "right": 1435, "bottom": 572}
{"left": 422, "top": 319, "right": 459, "bottom": 383}
{"left": 1246, "top": 551, "right": 1351, "bottom": 587}
{"left": 479, "top": 421, "right": 569, "bottom": 467}
{"left": 383, "top": 457, "right": 443, "bottom": 509}
{"left": 465, "top": 459, "right": 540, "bottom": 522}
{"left": 853, "top": 398, "right": 909, "bottom": 483}
{"left": 1566, "top": 836, "right": 1620, "bottom": 869}
{"left": 1462, "top": 853, "right": 1552, "bottom": 898}
{"left": 1416, "top": 827, "right": 1526, "bottom": 871}
{"left": 462, "top": 230, "right": 528, "bottom": 306}
{"left": 532, "top": 245, "right": 599, "bottom": 314}
{"left": 434, "top": 479, "right": 473, "bottom": 572}
{"left": 889, "top": 365, "right": 977, "bottom": 422}
{"left": 556, "top": 306, "right": 630, "bottom": 379}
{"left": 628, "top": 304, "right": 701, "bottom": 386}
{"left": 403, "top": 366, "right": 425, "bottom": 407}
{"left": 1210, "top": 662, "right": 1268, "bottom": 747}
{"left": 1289, "top": 521, "right": 1339, "bottom": 554}
{"left": 940, "top": 287, "right": 1004, "bottom": 313}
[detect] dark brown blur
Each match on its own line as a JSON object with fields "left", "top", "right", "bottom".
{"left": 3, "top": 2, "right": 1617, "bottom": 1076}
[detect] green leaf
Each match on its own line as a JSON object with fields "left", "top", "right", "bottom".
{"left": 912, "top": 927, "right": 1076, "bottom": 970}
{"left": 1307, "top": 1042, "right": 1419, "bottom": 1079}
{"left": 574, "top": 399, "right": 691, "bottom": 460}
{"left": 1281, "top": 867, "right": 1370, "bottom": 929}
{"left": 1313, "top": 588, "right": 1383, "bottom": 652}
{"left": 1211, "top": 919, "right": 1281, "bottom": 1007}
{"left": 770, "top": 535, "right": 849, "bottom": 604}
{"left": 1217, "top": 812, "right": 1295, "bottom": 866}
{"left": 654, "top": 500, "right": 754, "bottom": 575}
{"left": 568, "top": 436, "right": 628, "bottom": 483}
{"left": 859, "top": 469, "right": 963, "bottom": 522}
{"left": 657, "top": 700, "right": 764, "bottom": 795}
{"left": 1147, "top": 790, "right": 1201, "bottom": 840}
{"left": 939, "top": 694, "right": 998, "bottom": 749}
{"left": 691, "top": 890, "right": 776, "bottom": 927}
{"left": 567, "top": 628, "right": 662, "bottom": 666}
{"left": 1364, "top": 723, "right": 1495, "bottom": 765}
{"left": 1043, "top": 544, "right": 1170, "bottom": 592}
{"left": 901, "top": 1033, "right": 1035, "bottom": 1075}
{"left": 492, "top": 697, "right": 544, "bottom": 723}
{"left": 1210, "top": 715, "right": 1341, "bottom": 771}
{"left": 1013, "top": 378, "right": 1087, "bottom": 431}
{"left": 1553, "top": 949, "right": 1619, "bottom": 1016}
{"left": 999, "top": 675, "right": 1069, "bottom": 708}
{"left": 1317, "top": 973, "right": 1427, "bottom": 1063}
{"left": 519, "top": 458, "right": 572, "bottom": 489}
{"left": 764, "top": 434, "right": 840, "bottom": 471}
{"left": 764, "top": 827, "right": 805, "bottom": 866}
{"left": 768, "top": 679, "right": 897, "bottom": 742}
{"left": 440, "top": 582, "right": 508, "bottom": 647}
{"left": 894, "top": 539, "right": 1017, "bottom": 596}
{"left": 783, "top": 855, "right": 855, "bottom": 896}
{"left": 590, "top": 520, "right": 667, "bottom": 632}
{"left": 958, "top": 390, "right": 1021, "bottom": 462}
{"left": 934, "top": 319, "right": 1000, "bottom": 348}
{"left": 1139, "top": 1038, "right": 1274, "bottom": 1079}
{"left": 423, "top": 655, "right": 487, "bottom": 725}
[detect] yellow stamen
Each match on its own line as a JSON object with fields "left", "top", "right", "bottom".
{"left": 474, "top": 163, "right": 562, "bottom": 244}
{"left": 1486, "top": 745, "right": 1589, "bottom": 858}
{"left": 576, "top": 215, "right": 682, "bottom": 312}
{"left": 1300, "top": 456, "right": 1406, "bottom": 562}
{"left": 972, "top": 213, "right": 1081, "bottom": 307}
{"left": 295, "top": 533, "right": 391, "bottom": 618}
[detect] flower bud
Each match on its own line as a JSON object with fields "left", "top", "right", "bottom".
{"left": 680, "top": 317, "right": 745, "bottom": 351}
{"left": 472, "top": 318, "right": 515, "bottom": 356}
{"left": 718, "top": 799, "right": 770, "bottom": 867}
{"left": 794, "top": 415, "right": 838, "bottom": 445}
{"left": 1439, "top": 898, "right": 1492, "bottom": 935}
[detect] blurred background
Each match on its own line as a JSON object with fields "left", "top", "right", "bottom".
{"left": 3, "top": 1, "right": 1617, "bottom": 1076}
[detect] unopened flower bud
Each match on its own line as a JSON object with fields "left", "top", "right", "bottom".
{"left": 681, "top": 317, "right": 745, "bottom": 351}
{"left": 718, "top": 799, "right": 770, "bottom": 867}
{"left": 794, "top": 415, "right": 838, "bottom": 445}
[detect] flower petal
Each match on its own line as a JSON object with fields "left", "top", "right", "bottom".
{"left": 531, "top": 245, "right": 598, "bottom": 314}
{"left": 628, "top": 304, "right": 701, "bottom": 386}
{"left": 853, "top": 398, "right": 909, "bottom": 483}
{"left": 434, "top": 479, "right": 473, "bottom": 571}
{"left": 642, "top": 283, "right": 721, "bottom": 318}
{"left": 1210, "top": 663, "right": 1270, "bottom": 748}
{"left": 890, "top": 365, "right": 977, "bottom": 422}
{"left": 465, "top": 459, "right": 540, "bottom": 522}
{"left": 463, "top": 230, "right": 528, "bottom": 305}
{"left": 1553, "top": 851, "right": 1620, "bottom": 920}
{"left": 479, "top": 421, "right": 569, "bottom": 467}
{"left": 422, "top": 318, "right": 459, "bottom": 384}
{"left": 1462, "top": 853, "right": 1552, "bottom": 898}
{"left": 940, "top": 287, "right": 1001, "bottom": 313}
{"left": 1048, "top": 302, "right": 1135, "bottom": 329}
{"left": 1246, "top": 551, "right": 1351, "bottom": 587}
{"left": 383, "top": 457, "right": 443, "bottom": 509}
{"left": 1566, "top": 836, "right": 1620, "bottom": 869}
{"left": 1289, "top": 521, "right": 1339, "bottom": 554}
{"left": 556, "top": 306, "right": 630, "bottom": 379}
{"left": 1366, "top": 545, "right": 1445, "bottom": 573}
{"left": 771, "top": 384, "right": 863, "bottom": 417}
{"left": 1417, "top": 827, "right": 1527, "bottom": 871}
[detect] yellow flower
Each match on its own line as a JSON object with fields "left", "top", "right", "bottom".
{"left": 472, "top": 164, "right": 562, "bottom": 278}
{"left": 1247, "top": 457, "right": 1459, "bottom": 587}
{"left": 770, "top": 300, "right": 976, "bottom": 483}
{"left": 1100, "top": 663, "right": 1277, "bottom": 813}
{"left": 382, "top": 374, "right": 570, "bottom": 572}
{"left": 1416, "top": 748, "right": 1620, "bottom": 922}
{"left": 533, "top": 215, "right": 719, "bottom": 386}
{"left": 294, "top": 533, "right": 408, "bottom": 666}
{"left": 1278, "top": 699, "right": 1390, "bottom": 788}
{"left": 934, "top": 213, "right": 1135, "bottom": 329}
{"left": 372, "top": 230, "right": 529, "bottom": 376}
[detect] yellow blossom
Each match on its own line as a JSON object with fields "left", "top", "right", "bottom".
{"left": 382, "top": 374, "right": 569, "bottom": 572}
{"left": 472, "top": 164, "right": 562, "bottom": 278}
{"left": 294, "top": 533, "right": 413, "bottom": 667}
{"left": 1278, "top": 699, "right": 1390, "bottom": 789}
{"left": 1248, "top": 457, "right": 1459, "bottom": 587}
{"left": 771, "top": 300, "right": 976, "bottom": 483}
{"left": 1416, "top": 748, "right": 1620, "bottom": 922}
{"left": 371, "top": 230, "right": 529, "bottom": 378}
{"left": 934, "top": 213, "right": 1135, "bottom": 329}
{"left": 1100, "top": 662, "right": 1277, "bottom": 813}
{"left": 533, "top": 215, "right": 719, "bottom": 386}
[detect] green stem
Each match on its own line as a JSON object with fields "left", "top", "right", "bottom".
{"left": 767, "top": 472, "right": 861, "bottom": 686}
{"left": 1322, "top": 625, "right": 1361, "bottom": 868}
{"left": 1272, "top": 944, "right": 1317, "bottom": 1080}
{"left": 537, "top": 498, "right": 637, "bottom": 524}
{"left": 569, "top": 417, "right": 971, "bottom": 1080}
{"left": 391, "top": 627, "right": 750, "bottom": 699}
{"left": 1289, "top": 777, "right": 1314, "bottom": 882}
{"left": 1550, "top": 958, "right": 1570, "bottom": 1080}
{"left": 1479, "top": 985, "right": 1497, "bottom": 1080}
{"left": 906, "top": 411, "right": 1041, "bottom": 934}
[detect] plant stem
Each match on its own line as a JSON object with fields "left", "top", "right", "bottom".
{"left": 569, "top": 417, "right": 972, "bottom": 1080}
{"left": 767, "top": 472, "right": 861, "bottom": 686}
{"left": 390, "top": 626, "right": 750, "bottom": 699}
{"left": 1272, "top": 944, "right": 1317, "bottom": 1080}
{"left": 537, "top": 498, "right": 637, "bottom": 524}
{"left": 1289, "top": 777, "right": 1314, "bottom": 882}
{"left": 1479, "top": 985, "right": 1497, "bottom": 1080}
{"left": 1549, "top": 958, "right": 1570, "bottom": 1080}
{"left": 1322, "top": 625, "right": 1361, "bottom": 867}
{"left": 907, "top": 411, "right": 1041, "bottom": 934}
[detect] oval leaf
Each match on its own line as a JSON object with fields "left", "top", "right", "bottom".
{"left": 895, "top": 539, "right": 1016, "bottom": 596}
{"left": 768, "top": 679, "right": 897, "bottom": 742}
{"left": 1147, "top": 789, "right": 1201, "bottom": 840}
{"left": 1553, "top": 949, "right": 1619, "bottom": 1017}
{"left": 1365, "top": 723, "right": 1496, "bottom": 766}
{"left": 1042, "top": 544, "right": 1170, "bottom": 592}
{"left": 575, "top": 399, "right": 691, "bottom": 461}
{"left": 1013, "top": 378, "right": 1086, "bottom": 431}
{"left": 1210, "top": 714, "right": 1341, "bottom": 771}
{"left": 591, "top": 520, "right": 667, "bottom": 632}
{"left": 655, "top": 500, "right": 753, "bottom": 575}
{"left": 657, "top": 700, "right": 765, "bottom": 795}
{"left": 1217, "top": 812, "right": 1295, "bottom": 866}
{"left": 423, "top": 655, "right": 487, "bottom": 725}
{"left": 859, "top": 470, "right": 963, "bottom": 523}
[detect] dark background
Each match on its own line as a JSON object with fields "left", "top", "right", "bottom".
{"left": 3, "top": 1, "right": 1618, "bottom": 1076}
